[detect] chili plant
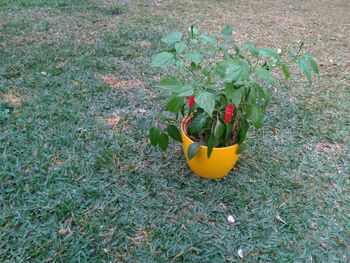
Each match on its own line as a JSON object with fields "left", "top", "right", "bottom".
{"left": 149, "top": 25, "right": 318, "bottom": 159}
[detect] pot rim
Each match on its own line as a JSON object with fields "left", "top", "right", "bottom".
{"left": 181, "top": 115, "right": 239, "bottom": 150}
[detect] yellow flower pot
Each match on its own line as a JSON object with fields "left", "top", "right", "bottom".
{"left": 180, "top": 116, "right": 240, "bottom": 179}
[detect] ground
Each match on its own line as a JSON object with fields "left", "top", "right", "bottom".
{"left": 0, "top": 0, "right": 349, "bottom": 261}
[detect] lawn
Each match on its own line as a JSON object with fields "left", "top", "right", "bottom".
{"left": 0, "top": 0, "right": 349, "bottom": 261}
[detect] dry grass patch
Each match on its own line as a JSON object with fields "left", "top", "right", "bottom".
{"left": 139, "top": 40, "right": 152, "bottom": 48}
{"left": 315, "top": 141, "right": 343, "bottom": 155}
{"left": 2, "top": 92, "right": 24, "bottom": 107}
{"left": 96, "top": 112, "right": 121, "bottom": 128}
{"left": 102, "top": 74, "right": 147, "bottom": 90}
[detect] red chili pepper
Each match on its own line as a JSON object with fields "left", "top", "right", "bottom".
{"left": 224, "top": 104, "right": 235, "bottom": 123}
{"left": 188, "top": 95, "right": 195, "bottom": 109}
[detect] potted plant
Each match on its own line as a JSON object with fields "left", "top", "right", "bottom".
{"left": 149, "top": 25, "right": 318, "bottom": 179}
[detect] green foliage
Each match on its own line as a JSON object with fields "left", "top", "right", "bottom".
{"left": 237, "top": 118, "right": 249, "bottom": 144}
{"left": 258, "top": 48, "right": 278, "bottom": 60}
{"left": 221, "top": 24, "right": 234, "bottom": 38}
{"left": 149, "top": 127, "right": 160, "bottom": 146}
{"left": 244, "top": 42, "right": 259, "bottom": 56}
{"left": 237, "top": 141, "right": 247, "bottom": 153}
{"left": 167, "top": 125, "right": 182, "bottom": 142}
{"left": 214, "top": 120, "right": 225, "bottom": 138}
{"left": 196, "top": 91, "right": 215, "bottom": 116}
{"left": 255, "top": 67, "right": 275, "bottom": 85}
{"left": 187, "top": 142, "right": 201, "bottom": 160}
{"left": 159, "top": 133, "right": 169, "bottom": 151}
{"left": 297, "top": 52, "right": 319, "bottom": 83}
{"left": 224, "top": 60, "right": 249, "bottom": 83}
{"left": 298, "top": 57, "right": 312, "bottom": 82}
{"left": 305, "top": 52, "right": 319, "bottom": 75}
{"left": 175, "top": 42, "right": 186, "bottom": 54}
{"left": 166, "top": 95, "right": 183, "bottom": 113}
{"left": 161, "top": 31, "right": 183, "bottom": 45}
{"left": 246, "top": 104, "right": 264, "bottom": 128}
{"left": 281, "top": 63, "right": 290, "bottom": 79}
{"left": 156, "top": 76, "right": 183, "bottom": 90}
{"left": 149, "top": 25, "right": 318, "bottom": 158}
{"left": 151, "top": 52, "right": 175, "bottom": 68}
{"left": 188, "top": 112, "right": 209, "bottom": 135}
{"left": 206, "top": 134, "right": 217, "bottom": 158}
{"left": 187, "top": 52, "right": 202, "bottom": 65}
{"left": 225, "top": 84, "right": 242, "bottom": 107}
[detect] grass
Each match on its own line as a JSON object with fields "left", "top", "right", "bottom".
{"left": 1, "top": 0, "right": 349, "bottom": 261}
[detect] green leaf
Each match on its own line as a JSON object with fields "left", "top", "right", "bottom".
{"left": 214, "top": 61, "right": 227, "bottom": 78}
{"left": 214, "top": 121, "right": 225, "bottom": 138}
{"left": 149, "top": 127, "right": 160, "bottom": 146}
{"left": 233, "top": 43, "right": 242, "bottom": 56}
{"left": 190, "top": 25, "right": 199, "bottom": 37}
{"left": 207, "top": 134, "right": 217, "bottom": 158}
{"left": 166, "top": 96, "right": 184, "bottom": 113}
{"left": 244, "top": 42, "right": 259, "bottom": 56}
{"left": 219, "top": 43, "right": 229, "bottom": 59}
{"left": 176, "top": 85, "right": 194, "bottom": 97}
{"left": 281, "top": 63, "right": 290, "bottom": 80}
{"left": 224, "top": 60, "right": 249, "bottom": 83}
{"left": 246, "top": 104, "right": 264, "bottom": 128}
{"left": 202, "top": 65, "right": 213, "bottom": 76}
{"left": 176, "top": 60, "right": 185, "bottom": 72}
{"left": 199, "top": 34, "right": 216, "bottom": 45}
{"left": 305, "top": 52, "right": 319, "bottom": 75}
{"left": 289, "top": 50, "right": 297, "bottom": 59}
{"left": 190, "top": 62, "right": 201, "bottom": 71}
{"left": 255, "top": 67, "right": 275, "bottom": 85}
{"left": 151, "top": 52, "right": 175, "bottom": 68}
{"left": 237, "top": 118, "right": 249, "bottom": 145}
{"left": 175, "top": 42, "right": 186, "bottom": 54}
{"left": 188, "top": 142, "right": 201, "bottom": 160}
{"left": 161, "top": 31, "right": 183, "bottom": 45}
{"left": 221, "top": 25, "right": 233, "bottom": 38}
{"left": 196, "top": 91, "right": 215, "bottom": 116}
{"left": 190, "top": 39, "right": 198, "bottom": 45}
{"left": 225, "top": 84, "right": 242, "bottom": 107}
{"left": 237, "top": 141, "right": 248, "bottom": 153}
{"left": 187, "top": 52, "right": 202, "bottom": 65}
{"left": 157, "top": 76, "right": 183, "bottom": 90}
{"left": 208, "top": 49, "right": 216, "bottom": 58}
{"left": 298, "top": 57, "right": 311, "bottom": 82}
{"left": 250, "top": 82, "right": 265, "bottom": 98}
{"left": 250, "top": 82, "right": 269, "bottom": 109}
{"left": 258, "top": 48, "right": 278, "bottom": 59}
{"left": 159, "top": 133, "right": 169, "bottom": 151}
{"left": 180, "top": 103, "right": 185, "bottom": 117}
{"left": 188, "top": 113, "right": 209, "bottom": 134}
{"left": 167, "top": 125, "right": 182, "bottom": 142}
{"left": 156, "top": 78, "right": 193, "bottom": 96}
